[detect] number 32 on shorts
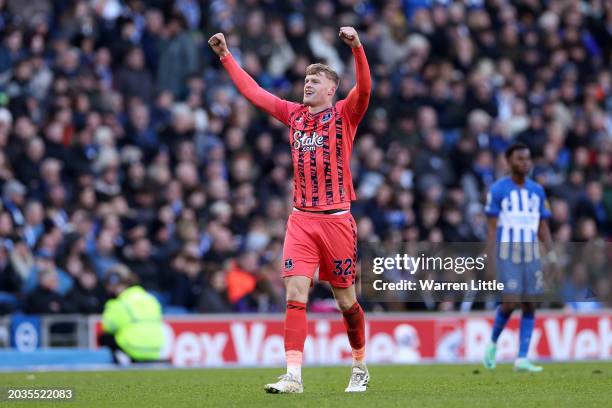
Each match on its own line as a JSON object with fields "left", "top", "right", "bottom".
{"left": 333, "top": 258, "right": 353, "bottom": 276}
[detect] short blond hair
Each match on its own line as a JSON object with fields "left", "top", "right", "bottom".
{"left": 305, "top": 63, "right": 339, "bottom": 85}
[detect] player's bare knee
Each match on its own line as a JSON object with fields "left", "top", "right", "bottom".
{"left": 285, "top": 277, "right": 310, "bottom": 303}
{"left": 332, "top": 286, "right": 357, "bottom": 311}
{"left": 286, "top": 288, "right": 308, "bottom": 303}
{"left": 335, "top": 297, "right": 355, "bottom": 311}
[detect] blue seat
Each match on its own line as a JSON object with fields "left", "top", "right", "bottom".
{"left": 0, "top": 291, "right": 19, "bottom": 313}
{"left": 163, "top": 305, "right": 190, "bottom": 315}
{"left": 149, "top": 291, "right": 171, "bottom": 307}
{"left": 0, "top": 292, "right": 18, "bottom": 307}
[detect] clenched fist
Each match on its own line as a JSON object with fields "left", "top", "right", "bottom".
{"left": 208, "top": 33, "right": 229, "bottom": 58}
{"left": 339, "top": 27, "right": 361, "bottom": 48}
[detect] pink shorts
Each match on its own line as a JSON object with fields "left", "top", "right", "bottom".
{"left": 282, "top": 210, "right": 357, "bottom": 288}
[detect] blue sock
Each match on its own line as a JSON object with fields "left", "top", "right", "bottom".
{"left": 519, "top": 310, "right": 535, "bottom": 358}
{"left": 491, "top": 306, "right": 512, "bottom": 343}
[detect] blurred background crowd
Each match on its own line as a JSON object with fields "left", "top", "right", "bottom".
{"left": 0, "top": 0, "right": 610, "bottom": 315}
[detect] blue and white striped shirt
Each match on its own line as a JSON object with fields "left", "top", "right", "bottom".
{"left": 485, "top": 176, "right": 551, "bottom": 263}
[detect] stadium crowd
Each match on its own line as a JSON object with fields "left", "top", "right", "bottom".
{"left": 0, "top": 0, "right": 610, "bottom": 315}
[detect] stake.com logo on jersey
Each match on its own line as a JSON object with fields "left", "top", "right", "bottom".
{"left": 292, "top": 130, "right": 324, "bottom": 151}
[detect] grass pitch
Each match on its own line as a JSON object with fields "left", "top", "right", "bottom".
{"left": 0, "top": 362, "right": 610, "bottom": 407}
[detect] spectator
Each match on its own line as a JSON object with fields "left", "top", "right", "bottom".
{"left": 22, "top": 200, "right": 44, "bottom": 248}
{"left": 89, "top": 229, "right": 120, "bottom": 278}
{"left": 115, "top": 47, "right": 155, "bottom": 104}
{"left": 125, "top": 236, "right": 160, "bottom": 292}
{"left": 575, "top": 181, "right": 610, "bottom": 235}
{"left": 225, "top": 251, "right": 259, "bottom": 311}
{"left": 0, "top": 27, "right": 24, "bottom": 74}
{"left": 2, "top": 180, "right": 26, "bottom": 226}
{"left": 0, "top": 244, "right": 21, "bottom": 296}
{"left": 25, "top": 268, "right": 76, "bottom": 314}
{"left": 157, "top": 12, "right": 198, "bottom": 97}
{"left": 67, "top": 269, "right": 105, "bottom": 314}
{"left": 8, "top": 236, "right": 33, "bottom": 284}
{"left": 24, "top": 248, "right": 73, "bottom": 295}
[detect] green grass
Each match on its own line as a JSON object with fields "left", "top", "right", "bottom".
{"left": 0, "top": 363, "right": 610, "bottom": 407}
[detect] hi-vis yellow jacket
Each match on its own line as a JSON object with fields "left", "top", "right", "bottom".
{"left": 102, "top": 286, "right": 164, "bottom": 361}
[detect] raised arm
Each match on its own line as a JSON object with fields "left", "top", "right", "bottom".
{"left": 208, "top": 33, "right": 293, "bottom": 125}
{"left": 339, "top": 27, "right": 371, "bottom": 124}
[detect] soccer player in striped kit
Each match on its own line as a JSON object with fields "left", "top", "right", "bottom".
{"left": 483, "top": 143, "right": 556, "bottom": 372}
{"left": 209, "top": 27, "right": 371, "bottom": 393}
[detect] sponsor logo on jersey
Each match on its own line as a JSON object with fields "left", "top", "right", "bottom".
{"left": 321, "top": 111, "right": 332, "bottom": 123}
{"left": 292, "top": 130, "right": 324, "bottom": 151}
